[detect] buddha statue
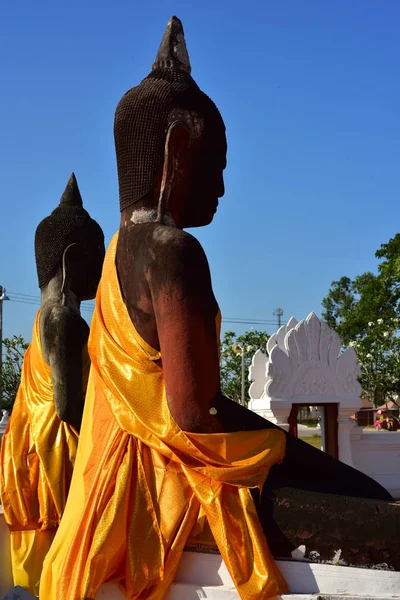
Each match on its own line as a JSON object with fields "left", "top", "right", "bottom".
{"left": 0, "top": 173, "right": 105, "bottom": 596}
{"left": 40, "top": 18, "right": 399, "bottom": 600}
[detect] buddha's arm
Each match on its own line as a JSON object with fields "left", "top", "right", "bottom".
{"left": 150, "top": 231, "right": 273, "bottom": 433}
{"left": 44, "top": 305, "right": 89, "bottom": 432}
{"left": 149, "top": 231, "right": 219, "bottom": 432}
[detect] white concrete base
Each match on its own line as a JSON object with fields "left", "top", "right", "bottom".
{"left": 96, "top": 552, "right": 400, "bottom": 599}
{"left": 1, "top": 512, "right": 399, "bottom": 599}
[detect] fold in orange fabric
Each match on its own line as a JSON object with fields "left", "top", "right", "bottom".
{"left": 0, "top": 311, "right": 85, "bottom": 593}
{"left": 0, "top": 312, "right": 82, "bottom": 531}
{"left": 40, "top": 232, "right": 288, "bottom": 600}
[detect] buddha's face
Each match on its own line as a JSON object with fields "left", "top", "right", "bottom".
{"left": 181, "top": 119, "right": 227, "bottom": 229}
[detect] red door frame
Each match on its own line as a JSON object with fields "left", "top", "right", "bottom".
{"left": 288, "top": 403, "right": 339, "bottom": 459}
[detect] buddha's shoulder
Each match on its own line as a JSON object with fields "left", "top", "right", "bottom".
{"left": 144, "top": 224, "right": 208, "bottom": 263}
{"left": 40, "top": 302, "right": 89, "bottom": 337}
{"left": 119, "top": 223, "right": 210, "bottom": 284}
{"left": 39, "top": 303, "right": 89, "bottom": 363}
{"left": 150, "top": 223, "right": 198, "bottom": 246}
{"left": 131, "top": 224, "right": 210, "bottom": 283}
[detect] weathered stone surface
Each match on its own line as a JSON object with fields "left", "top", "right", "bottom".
{"left": 259, "top": 486, "right": 400, "bottom": 570}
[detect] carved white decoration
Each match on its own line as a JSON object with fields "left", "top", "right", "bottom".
{"left": 0, "top": 409, "right": 10, "bottom": 423}
{"left": 248, "top": 313, "right": 363, "bottom": 466}
{"left": 266, "top": 313, "right": 361, "bottom": 400}
{"left": 0, "top": 410, "right": 9, "bottom": 442}
{"left": 266, "top": 316, "right": 299, "bottom": 357}
{"left": 248, "top": 349, "right": 268, "bottom": 401}
{"left": 249, "top": 318, "right": 299, "bottom": 402}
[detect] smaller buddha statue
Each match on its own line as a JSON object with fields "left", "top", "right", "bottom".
{"left": 0, "top": 173, "right": 105, "bottom": 597}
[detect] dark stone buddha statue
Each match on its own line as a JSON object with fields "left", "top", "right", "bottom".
{"left": 114, "top": 16, "right": 399, "bottom": 572}
{"left": 0, "top": 174, "right": 105, "bottom": 597}
{"left": 35, "top": 173, "right": 105, "bottom": 431}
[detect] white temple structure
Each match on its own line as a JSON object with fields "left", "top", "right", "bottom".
{"left": 248, "top": 313, "right": 362, "bottom": 466}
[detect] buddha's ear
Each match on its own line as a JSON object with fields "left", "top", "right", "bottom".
{"left": 157, "top": 121, "right": 191, "bottom": 223}
{"left": 166, "top": 121, "right": 191, "bottom": 160}
{"left": 61, "top": 243, "right": 77, "bottom": 299}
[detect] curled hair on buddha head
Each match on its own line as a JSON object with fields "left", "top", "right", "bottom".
{"left": 114, "top": 15, "right": 226, "bottom": 212}
{"left": 34, "top": 173, "right": 104, "bottom": 289}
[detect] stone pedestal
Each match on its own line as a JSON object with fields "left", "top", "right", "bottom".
{"left": 1, "top": 512, "right": 399, "bottom": 599}
{"left": 96, "top": 551, "right": 400, "bottom": 599}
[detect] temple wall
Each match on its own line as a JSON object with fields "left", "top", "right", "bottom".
{"left": 351, "top": 429, "right": 400, "bottom": 498}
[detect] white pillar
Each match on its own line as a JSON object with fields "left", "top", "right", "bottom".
{"left": 337, "top": 407, "right": 357, "bottom": 467}
{"left": 270, "top": 400, "right": 292, "bottom": 432}
{"left": 319, "top": 408, "right": 326, "bottom": 453}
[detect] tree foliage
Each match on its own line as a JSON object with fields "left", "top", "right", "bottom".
{"left": 349, "top": 319, "right": 400, "bottom": 407}
{"left": 322, "top": 234, "right": 400, "bottom": 406}
{"left": 1, "top": 335, "right": 29, "bottom": 410}
{"left": 220, "top": 329, "right": 269, "bottom": 404}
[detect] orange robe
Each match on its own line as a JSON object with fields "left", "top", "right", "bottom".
{"left": 40, "top": 233, "right": 288, "bottom": 600}
{"left": 0, "top": 312, "right": 86, "bottom": 596}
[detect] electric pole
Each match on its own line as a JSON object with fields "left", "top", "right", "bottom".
{"left": 273, "top": 307, "right": 284, "bottom": 329}
{"left": 0, "top": 285, "right": 10, "bottom": 409}
{"left": 232, "top": 343, "right": 246, "bottom": 405}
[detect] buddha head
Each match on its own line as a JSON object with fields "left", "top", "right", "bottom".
{"left": 114, "top": 16, "right": 227, "bottom": 228}
{"left": 34, "top": 173, "right": 105, "bottom": 300}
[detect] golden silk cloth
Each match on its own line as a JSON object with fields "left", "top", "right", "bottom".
{"left": 40, "top": 233, "right": 287, "bottom": 600}
{"left": 0, "top": 311, "right": 84, "bottom": 595}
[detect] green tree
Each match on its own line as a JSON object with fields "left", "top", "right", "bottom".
{"left": 321, "top": 273, "right": 397, "bottom": 345}
{"left": 349, "top": 318, "right": 400, "bottom": 407}
{"left": 220, "top": 330, "right": 269, "bottom": 404}
{"left": 322, "top": 233, "right": 400, "bottom": 406}
{"left": 1, "top": 336, "right": 29, "bottom": 411}
{"left": 376, "top": 233, "right": 400, "bottom": 282}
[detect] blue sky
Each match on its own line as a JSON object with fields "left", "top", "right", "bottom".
{"left": 1, "top": 1, "right": 399, "bottom": 342}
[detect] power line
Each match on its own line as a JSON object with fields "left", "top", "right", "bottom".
{"left": 9, "top": 291, "right": 94, "bottom": 306}
{"left": 11, "top": 298, "right": 40, "bottom": 306}
{"left": 6, "top": 290, "right": 286, "bottom": 325}
{"left": 223, "top": 318, "right": 284, "bottom": 324}
{"left": 10, "top": 297, "right": 94, "bottom": 310}
{"left": 223, "top": 320, "right": 286, "bottom": 326}
{"left": 8, "top": 291, "right": 41, "bottom": 300}
{"left": 8, "top": 292, "right": 94, "bottom": 312}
